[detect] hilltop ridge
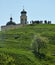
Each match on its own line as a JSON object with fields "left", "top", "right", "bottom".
{"left": 0, "top": 24, "right": 55, "bottom": 65}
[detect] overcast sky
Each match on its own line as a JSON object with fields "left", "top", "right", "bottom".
{"left": 0, "top": 0, "right": 55, "bottom": 26}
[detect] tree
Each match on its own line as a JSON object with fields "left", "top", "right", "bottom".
{"left": 39, "top": 21, "right": 43, "bottom": 24}
{"left": 32, "top": 37, "right": 47, "bottom": 59}
{"left": 48, "top": 21, "right": 51, "bottom": 24}
{"left": 32, "top": 37, "right": 46, "bottom": 53}
{"left": 44, "top": 20, "right": 47, "bottom": 24}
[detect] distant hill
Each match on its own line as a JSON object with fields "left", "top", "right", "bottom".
{"left": 0, "top": 24, "right": 55, "bottom": 65}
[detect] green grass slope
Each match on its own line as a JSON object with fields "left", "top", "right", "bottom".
{"left": 0, "top": 24, "right": 55, "bottom": 65}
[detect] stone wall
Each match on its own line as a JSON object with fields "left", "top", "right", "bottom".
{"left": 1, "top": 24, "right": 23, "bottom": 31}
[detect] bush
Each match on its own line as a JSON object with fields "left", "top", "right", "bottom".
{"left": 0, "top": 53, "right": 15, "bottom": 65}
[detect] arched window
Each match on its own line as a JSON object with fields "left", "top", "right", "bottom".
{"left": 21, "top": 18, "right": 23, "bottom": 22}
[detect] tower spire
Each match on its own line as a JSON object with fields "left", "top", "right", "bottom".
{"left": 10, "top": 14, "right": 12, "bottom": 22}
{"left": 10, "top": 17, "right": 12, "bottom": 22}
{"left": 23, "top": 5, "right": 24, "bottom": 11}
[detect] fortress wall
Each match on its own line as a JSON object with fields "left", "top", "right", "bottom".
{"left": 1, "top": 24, "right": 23, "bottom": 31}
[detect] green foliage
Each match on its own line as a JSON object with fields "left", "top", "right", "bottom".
{"left": 32, "top": 36, "right": 46, "bottom": 53}
{"left": 0, "top": 53, "right": 15, "bottom": 65}
{"left": 0, "top": 24, "right": 55, "bottom": 65}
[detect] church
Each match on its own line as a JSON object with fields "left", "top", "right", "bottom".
{"left": 1, "top": 9, "right": 28, "bottom": 31}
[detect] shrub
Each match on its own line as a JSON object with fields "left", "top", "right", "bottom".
{"left": 0, "top": 53, "right": 15, "bottom": 65}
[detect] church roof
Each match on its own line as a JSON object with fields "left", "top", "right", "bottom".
{"left": 6, "top": 21, "right": 16, "bottom": 26}
{"left": 21, "top": 9, "right": 27, "bottom": 14}
{"left": 6, "top": 17, "right": 16, "bottom": 26}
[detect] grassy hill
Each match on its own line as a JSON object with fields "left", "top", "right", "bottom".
{"left": 0, "top": 24, "right": 55, "bottom": 65}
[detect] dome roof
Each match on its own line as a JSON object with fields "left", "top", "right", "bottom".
{"left": 6, "top": 17, "right": 16, "bottom": 26}
{"left": 6, "top": 21, "right": 16, "bottom": 26}
{"left": 21, "top": 9, "right": 27, "bottom": 14}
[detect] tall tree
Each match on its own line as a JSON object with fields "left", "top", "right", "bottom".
{"left": 32, "top": 37, "right": 46, "bottom": 53}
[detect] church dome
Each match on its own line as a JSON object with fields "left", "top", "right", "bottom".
{"left": 6, "top": 21, "right": 16, "bottom": 26}
{"left": 21, "top": 9, "right": 27, "bottom": 14}
{"left": 6, "top": 17, "right": 16, "bottom": 26}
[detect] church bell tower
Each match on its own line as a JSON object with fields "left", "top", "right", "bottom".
{"left": 20, "top": 9, "right": 27, "bottom": 25}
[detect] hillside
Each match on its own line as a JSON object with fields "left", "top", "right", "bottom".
{"left": 0, "top": 24, "right": 55, "bottom": 65}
